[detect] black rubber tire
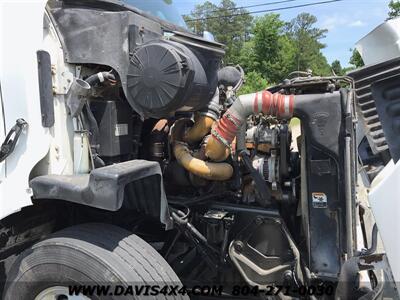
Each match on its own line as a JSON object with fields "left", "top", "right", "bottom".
{"left": 3, "top": 223, "right": 188, "bottom": 300}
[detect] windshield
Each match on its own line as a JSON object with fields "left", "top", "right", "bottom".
{"left": 123, "top": 0, "right": 186, "bottom": 28}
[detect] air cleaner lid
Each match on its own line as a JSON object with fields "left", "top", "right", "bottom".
{"left": 127, "top": 41, "right": 191, "bottom": 117}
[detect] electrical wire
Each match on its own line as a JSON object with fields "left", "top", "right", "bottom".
{"left": 182, "top": 0, "right": 298, "bottom": 16}
{"left": 185, "top": 0, "right": 344, "bottom": 22}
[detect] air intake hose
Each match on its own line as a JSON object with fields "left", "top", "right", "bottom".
{"left": 206, "top": 90, "right": 294, "bottom": 161}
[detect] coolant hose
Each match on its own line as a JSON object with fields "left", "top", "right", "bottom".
{"left": 173, "top": 142, "right": 233, "bottom": 181}
{"left": 206, "top": 90, "right": 294, "bottom": 161}
{"left": 85, "top": 71, "right": 116, "bottom": 86}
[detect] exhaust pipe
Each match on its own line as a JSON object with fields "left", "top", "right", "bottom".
{"left": 183, "top": 88, "right": 220, "bottom": 144}
{"left": 172, "top": 117, "right": 233, "bottom": 181}
{"left": 173, "top": 142, "right": 233, "bottom": 181}
{"left": 183, "top": 115, "right": 215, "bottom": 144}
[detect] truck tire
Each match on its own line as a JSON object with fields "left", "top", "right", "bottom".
{"left": 3, "top": 223, "right": 188, "bottom": 300}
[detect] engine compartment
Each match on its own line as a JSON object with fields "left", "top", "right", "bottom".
{"left": 31, "top": 1, "right": 368, "bottom": 297}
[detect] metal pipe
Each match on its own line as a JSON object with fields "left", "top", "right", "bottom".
{"left": 344, "top": 89, "right": 355, "bottom": 258}
{"left": 345, "top": 136, "right": 354, "bottom": 258}
{"left": 66, "top": 78, "right": 91, "bottom": 117}
{"left": 183, "top": 88, "right": 221, "bottom": 144}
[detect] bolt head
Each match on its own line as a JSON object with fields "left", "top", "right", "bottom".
{"left": 255, "top": 217, "right": 263, "bottom": 226}
{"left": 234, "top": 241, "right": 244, "bottom": 253}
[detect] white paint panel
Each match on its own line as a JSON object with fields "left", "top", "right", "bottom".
{"left": 0, "top": 0, "right": 50, "bottom": 219}
{"left": 356, "top": 17, "right": 400, "bottom": 66}
{"left": 369, "top": 160, "right": 400, "bottom": 291}
{"left": 0, "top": 83, "right": 5, "bottom": 181}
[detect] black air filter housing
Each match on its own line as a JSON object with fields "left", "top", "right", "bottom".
{"left": 127, "top": 33, "right": 224, "bottom": 118}
{"left": 218, "top": 66, "right": 242, "bottom": 87}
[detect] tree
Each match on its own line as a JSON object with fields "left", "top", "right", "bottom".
{"left": 238, "top": 14, "right": 296, "bottom": 83}
{"left": 286, "top": 13, "right": 331, "bottom": 76}
{"left": 349, "top": 48, "right": 364, "bottom": 68}
{"left": 331, "top": 60, "right": 343, "bottom": 75}
{"left": 252, "top": 14, "right": 296, "bottom": 82}
{"left": 185, "top": 7, "right": 332, "bottom": 84}
{"left": 253, "top": 14, "right": 285, "bottom": 69}
{"left": 184, "top": 0, "right": 253, "bottom": 64}
{"left": 388, "top": 0, "right": 400, "bottom": 20}
{"left": 238, "top": 40, "right": 259, "bottom": 72}
{"left": 239, "top": 71, "right": 268, "bottom": 95}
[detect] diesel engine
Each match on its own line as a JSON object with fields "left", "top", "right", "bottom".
{"left": 28, "top": 1, "right": 367, "bottom": 298}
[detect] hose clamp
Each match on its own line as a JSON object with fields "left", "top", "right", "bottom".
{"left": 211, "top": 128, "right": 230, "bottom": 148}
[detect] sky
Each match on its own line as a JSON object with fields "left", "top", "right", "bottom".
{"left": 172, "top": 0, "right": 391, "bottom": 67}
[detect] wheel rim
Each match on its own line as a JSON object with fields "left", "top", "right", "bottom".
{"left": 34, "top": 286, "right": 91, "bottom": 300}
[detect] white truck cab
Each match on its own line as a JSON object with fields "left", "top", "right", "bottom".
{"left": 0, "top": 1, "right": 51, "bottom": 219}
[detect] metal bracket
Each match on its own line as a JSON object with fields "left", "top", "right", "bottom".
{"left": 228, "top": 216, "right": 300, "bottom": 288}
{"left": 336, "top": 253, "right": 391, "bottom": 299}
{"left": 51, "top": 64, "right": 74, "bottom": 95}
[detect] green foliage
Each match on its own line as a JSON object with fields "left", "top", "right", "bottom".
{"left": 238, "top": 12, "right": 331, "bottom": 83}
{"left": 184, "top": 0, "right": 253, "bottom": 64}
{"left": 286, "top": 13, "right": 331, "bottom": 76}
{"left": 331, "top": 60, "right": 344, "bottom": 75}
{"left": 388, "top": 0, "right": 400, "bottom": 20}
{"left": 242, "top": 14, "right": 296, "bottom": 83}
{"left": 239, "top": 71, "right": 268, "bottom": 95}
{"left": 253, "top": 14, "right": 285, "bottom": 69}
{"left": 349, "top": 48, "right": 365, "bottom": 68}
{"left": 342, "top": 66, "right": 355, "bottom": 74}
{"left": 185, "top": 3, "right": 337, "bottom": 84}
{"left": 238, "top": 40, "right": 259, "bottom": 71}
